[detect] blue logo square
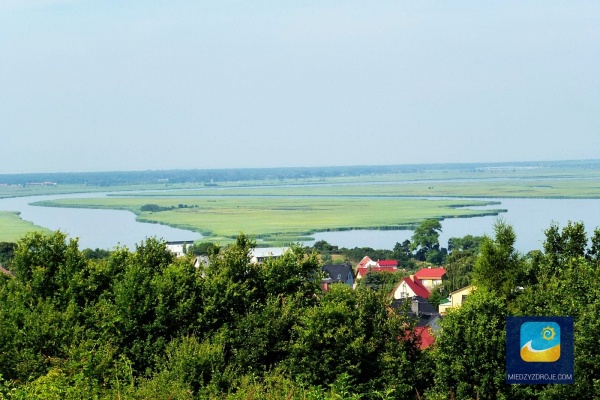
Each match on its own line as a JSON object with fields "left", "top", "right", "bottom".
{"left": 506, "top": 316, "right": 573, "bottom": 384}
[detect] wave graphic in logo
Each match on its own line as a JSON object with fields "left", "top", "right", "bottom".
{"left": 520, "top": 322, "right": 560, "bottom": 362}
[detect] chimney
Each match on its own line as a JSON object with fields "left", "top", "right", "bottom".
{"left": 411, "top": 297, "right": 420, "bottom": 315}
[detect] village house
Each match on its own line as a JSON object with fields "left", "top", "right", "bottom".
{"left": 355, "top": 256, "right": 399, "bottom": 279}
{"left": 438, "top": 285, "right": 476, "bottom": 314}
{"left": 391, "top": 275, "right": 430, "bottom": 299}
{"left": 320, "top": 262, "right": 354, "bottom": 291}
{"left": 165, "top": 241, "right": 192, "bottom": 257}
{"left": 414, "top": 266, "right": 446, "bottom": 290}
{"left": 249, "top": 247, "right": 288, "bottom": 264}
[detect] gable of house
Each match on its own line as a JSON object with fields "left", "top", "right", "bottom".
{"left": 391, "top": 276, "right": 430, "bottom": 299}
{"left": 357, "top": 256, "right": 377, "bottom": 269}
{"left": 322, "top": 264, "right": 354, "bottom": 286}
{"left": 449, "top": 285, "right": 475, "bottom": 307}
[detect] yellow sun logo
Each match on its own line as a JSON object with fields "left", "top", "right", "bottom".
{"left": 542, "top": 326, "right": 556, "bottom": 341}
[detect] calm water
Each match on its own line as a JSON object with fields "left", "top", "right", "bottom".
{"left": 0, "top": 193, "right": 598, "bottom": 252}
{"left": 0, "top": 193, "right": 202, "bottom": 250}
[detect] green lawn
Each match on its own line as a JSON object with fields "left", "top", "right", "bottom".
{"left": 0, "top": 211, "right": 52, "bottom": 242}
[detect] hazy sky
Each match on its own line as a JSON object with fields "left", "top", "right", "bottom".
{"left": 1, "top": 1, "right": 599, "bottom": 174}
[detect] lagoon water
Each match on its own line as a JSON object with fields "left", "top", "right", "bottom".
{"left": 0, "top": 193, "right": 599, "bottom": 253}
{"left": 0, "top": 193, "right": 202, "bottom": 250}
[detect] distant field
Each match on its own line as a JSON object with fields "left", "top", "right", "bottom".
{"left": 0, "top": 183, "right": 203, "bottom": 199}
{"left": 0, "top": 211, "right": 52, "bottom": 242}
{"left": 109, "top": 178, "right": 600, "bottom": 199}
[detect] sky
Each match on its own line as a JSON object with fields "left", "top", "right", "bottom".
{"left": 1, "top": 1, "right": 599, "bottom": 174}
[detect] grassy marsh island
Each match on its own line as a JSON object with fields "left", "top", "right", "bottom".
{"left": 33, "top": 196, "right": 504, "bottom": 244}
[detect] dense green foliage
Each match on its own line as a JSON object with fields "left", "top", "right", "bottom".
{"left": 428, "top": 220, "right": 600, "bottom": 399}
{"left": 358, "top": 271, "right": 408, "bottom": 292}
{"left": 2, "top": 220, "right": 600, "bottom": 398}
{"left": 0, "top": 232, "right": 425, "bottom": 399}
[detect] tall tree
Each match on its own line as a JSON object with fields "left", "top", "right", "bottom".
{"left": 442, "top": 250, "right": 477, "bottom": 295}
{"left": 286, "top": 285, "right": 422, "bottom": 396}
{"left": 543, "top": 221, "right": 588, "bottom": 277}
{"left": 410, "top": 219, "right": 442, "bottom": 261}
{"left": 473, "top": 220, "right": 524, "bottom": 299}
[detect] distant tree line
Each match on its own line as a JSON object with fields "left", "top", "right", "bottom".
{"left": 140, "top": 203, "right": 198, "bottom": 212}
{"left": 2, "top": 159, "right": 594, "bottom": 185}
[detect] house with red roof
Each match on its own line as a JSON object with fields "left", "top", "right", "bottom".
{"left": 357, "top": 256, "right": 377, "bottom": 269}
{"left": 378, "top": 259, "right": 398, "bottom": 268}
{"left": 355, "top": 256, "right": 399, "bottom": 279}
{"left": 414, "top": 267, "right": 446, "bottom": 290}
{"left": 415, "top": 327, "right": 435, "bottom": 349}
{"left": 391, "top": 276, "right": 430, "bottom": 299}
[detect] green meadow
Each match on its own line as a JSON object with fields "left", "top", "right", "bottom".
{"left": 108, "top": 178, "right": 600, "bottom": 199}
